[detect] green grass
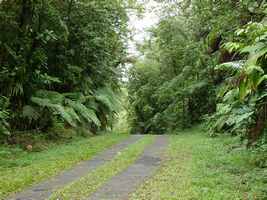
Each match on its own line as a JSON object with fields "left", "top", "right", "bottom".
{"left": 0, "top": 133, "right": 129, "bottom": 199}
{"left": 130, "top": 128, "right": 267, "bottom": 200}
{"left": 49, "top": 135, "right": 155, "bottom": 200}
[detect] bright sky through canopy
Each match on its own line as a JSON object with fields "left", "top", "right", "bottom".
{"left": 128, "top": 0, "right": 160, "bottom": 56}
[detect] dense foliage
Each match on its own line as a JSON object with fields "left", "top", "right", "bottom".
{"left": 1, "top": 0, "right": 267, "bottom": 147}
{"left": 0, "top": 0, "right": 131, "bottom": 139}
{"left": 128, "top": 0, "right": 267, "bottom": 145}
{"left": 0, "top": 1, "right": 266, "bottom": 198}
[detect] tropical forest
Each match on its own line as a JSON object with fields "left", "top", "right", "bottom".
{"left": 0, "top": 0, "right": 267, "bottom": 199}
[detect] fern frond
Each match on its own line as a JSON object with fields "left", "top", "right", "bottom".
{"left": 95, "top": 87, "right": 121, "bottom": 113}
{"left": 31, "top": 90, "right": 102, "bottom": 128}
{"left": 53, "top": 105, "right": 77, "bottom": 127}
{"left": 22, "top": 105, "right": 40, "bottom": 121}
{"left": 66, "top": 100, "right": 100, "bottom": 126}
{"left": 0, "top": 96, "right": 10, "bottom": 135}
{"left": 34, "top": 90, "right": 64, "bottom": 104}
{"left": 31, "top": 91, "right": 77, "bottom": 127}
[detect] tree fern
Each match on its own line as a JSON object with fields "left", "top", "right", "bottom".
{"left": 54, "top": 105, "right": 77, "bottom": 127}
{"left": 95, "top": 87, "right": 121, "bottom": 113}
{"left": 31, "top": 90, "right": 102, "bottom": 128}
{"left": 22, "top": 105, "right": 40, "bottom": 122}
{"left": 66, "top": 99, "right": 101, "bottom": 126}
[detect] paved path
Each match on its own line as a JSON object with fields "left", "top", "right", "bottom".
{"left": 7, "top": 135, "right": 143, "bottom": 200}
{"left": 87, "top": 135, "right": 168, "bottom": 200}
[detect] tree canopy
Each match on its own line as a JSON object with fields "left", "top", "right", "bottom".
{"left": 0, "top": 0, "right": 132, "bottom": 138}
{"left": 128, "top": 0, "right": 267, "bottom": 146}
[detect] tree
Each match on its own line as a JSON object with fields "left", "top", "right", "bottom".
{"left": 0, "top": 0, "right": 130, "bottom": 138}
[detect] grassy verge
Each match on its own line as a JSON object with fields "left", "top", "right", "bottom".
{"left": 49, "top": 135, "right": 155, "bottom": 200}
{"left": 0, "top": 133, "right": 129, "bottom": 199}
{"left": 130, "top": 128, "right": 267, "bottom": 200}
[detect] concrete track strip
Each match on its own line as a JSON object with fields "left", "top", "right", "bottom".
{"left": 7, "top": 135, "right": 144, "bottom": 200}
{"left": 87, "top": 135, "right": 168, "bottom": 200}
